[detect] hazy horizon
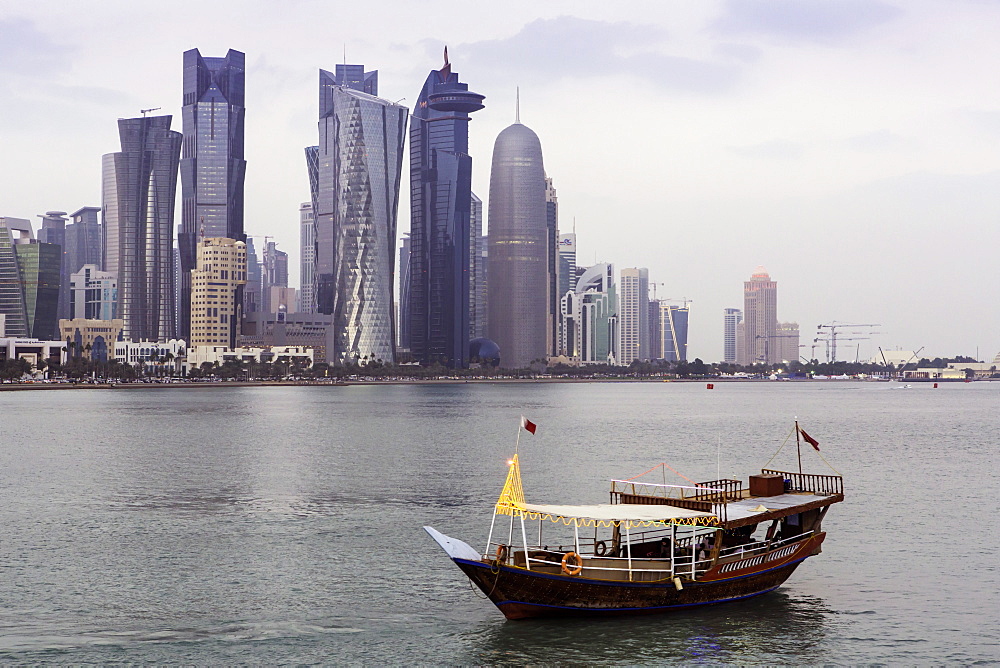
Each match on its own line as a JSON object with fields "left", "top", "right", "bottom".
{"left": 3, "top": 0, "right": 999, "bottom": 362}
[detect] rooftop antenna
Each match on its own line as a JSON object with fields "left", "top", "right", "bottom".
{"left": 343, "top": 44, "right": 346, "bottom": 65}
{"left": 140, "top": 107, "right": 161, "bottom": 117}
{"left": 516, "top": 86, "right": 520, "bottom": 123}
{"left": 573, "top": 216, "right": 576, "bottom": 234}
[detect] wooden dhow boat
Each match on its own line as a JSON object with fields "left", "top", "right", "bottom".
{"left": 425, "top": 420, "right": 844, "bottom": 620}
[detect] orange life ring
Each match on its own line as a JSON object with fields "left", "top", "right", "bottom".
{"left": 494, "top": 544, "right": 508, "bottom": 565}
{"left": 561, "top": 551, "right": 583, "bottom": 576}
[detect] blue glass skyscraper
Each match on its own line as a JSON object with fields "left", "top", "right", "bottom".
{"left": 406, "top": 49, "right": 485, "bottom": 368}
{"left": 307, "top": 65, "right": 407, "bottom": 364}
{"left": 102, "top": 115, "right": 182, "bottom": 342}
{"left": 178, "top": 48, "right": 246, "bottom": 342}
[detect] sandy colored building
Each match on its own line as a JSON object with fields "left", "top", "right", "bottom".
{"left": 58, "top": 318, "right": 124, "bottom": 361}
{"left": 190, "top": 237, "right": 247, "bottom": 348}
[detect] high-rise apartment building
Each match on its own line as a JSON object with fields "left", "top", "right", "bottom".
{"left": 189, "top": 237, "right": 247, "bottom": 348}
{"left": 307, "top": 64, "right": 407, "bottom": 365}
{"left": 0, "top": 217, "right": 33, "bottom": 337}
{"left": 178, "top": 48, "right": 246, "bottom": 340}
{"left": 36, "top": 211, "right": 69, "bottom": 322}
{"left": 102, "top": 115, "right": 182, "bottom": 342}
{"left": 487, "top": 115, "right": 548, "bottom": 369}
{"left": 299, "top": 202, "right": 316, "bottom": 314}
{"left": 408, "top": 50, "right": 484, "bottom": 367}
{"left": 723, "top": 307, "right": 742, "bottom": 363}
{"left": 70, "top": 264, "right": 117, "bottom": 320}
{"left": 619, "top": 267, "right": 649, "bottom": 366}
{"left": 560, "top": 263, "right": 617, "bottom": 365}
{"left": 741, "top": 266, "right": 778, "bottom": 365}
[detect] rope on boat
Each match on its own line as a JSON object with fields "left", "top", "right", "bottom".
{"left": 763, "top": 425, "right": 796, "bottom": 469}
{"left": 624, "top": 461, "right": 698, "bottom": 485}
{"left": 764, "top": 424, "right": 843, "bottom": 476}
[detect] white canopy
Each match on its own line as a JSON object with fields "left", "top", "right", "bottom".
{"left": 518, "top": 502, "right": 717, "bottom": 528}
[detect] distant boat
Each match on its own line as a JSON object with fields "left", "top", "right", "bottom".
{"left": 426, "top": 423, "right": 844, "bottom": 620}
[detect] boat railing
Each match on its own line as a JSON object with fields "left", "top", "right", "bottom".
{"left": 717, "top": 529, "right": 814, "bottom": 559}
{"left": 610, "top": 480, "right": 734, "bottom": 523}
{"left": 515, "top": 551, "right": 714, "bottom": 581}
{"left": 761, "top": 470, "right": 843, "bottom": 495}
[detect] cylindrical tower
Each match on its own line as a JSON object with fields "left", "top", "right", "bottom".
{"left": 487, "top": 122, "right": 548, "bottom": 369}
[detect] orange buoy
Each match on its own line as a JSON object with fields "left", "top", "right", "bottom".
{"left": 933, "top": 382, "right": 938, "bottom": 388}
{"left": 707, "top": 383, "right": 714, "bottom": 390}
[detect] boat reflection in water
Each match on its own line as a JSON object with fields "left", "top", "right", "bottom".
{"left": 461, "top": 590, "right": 834, "bottom": 664}
{"left": 426, "top": 422, "right": 844, "bottom": 620}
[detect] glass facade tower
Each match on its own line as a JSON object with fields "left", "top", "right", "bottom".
{"left": 487, "top": 120, "right": 548, "bottom": 369}
{"left": 102, "top": 115, "right": 182, "bottom": 342}
{"left": 308, "top": 65, "right": 408, "bottom": 364}
{"left": 178, "top": 48, "right": 246, "bottom": 340}
{"left": 0, "top": 217, "right": 32, "bottom": 337}
{"left": 407, "top": 50, "right": 485, "bottom": 367}
{"left": 16, "top": 241, "right": 62, "bottom": 340}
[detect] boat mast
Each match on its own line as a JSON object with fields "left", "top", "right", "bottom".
{"left": 795, "top": 417, "right": 802, "bottom": 475}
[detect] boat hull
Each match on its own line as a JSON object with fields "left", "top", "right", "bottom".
{"left": 454, "top": 534, "right": 824, "bottom": 620}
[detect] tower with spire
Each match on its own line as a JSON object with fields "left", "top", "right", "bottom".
{"left": 487, "top": 91, "right": 549, "bottom": 369}
{"left": 406, "top": 47, "right": 486, "bottom": 367}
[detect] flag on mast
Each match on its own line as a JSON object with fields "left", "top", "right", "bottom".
{"left": 799, "top": 427, "right": 820, "bottom": 451}
{"left": 520, "top": 416, "right": 537, "bottom": 435}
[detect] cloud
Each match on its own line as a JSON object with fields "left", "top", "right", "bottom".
{"left": 729, "top": 139, "right": 804, "bottom": 159}
{"left": 0, "top": 17, "right": 75, "bottom": 75}
{"left": 449, "top": 16, "right": 742, "bottom": 94}
{"left": 711, "top": 0, "right": 901, "bottom": 42}
{"left": 843, "top": 129, "right": 916, "bottom": 152}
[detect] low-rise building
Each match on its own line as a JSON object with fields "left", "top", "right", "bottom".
{"left": 0, "top": 336, "right": 65, "bottom": 367}
{"left": 186, "top": 344, "right": 314, "bottom": 374}
{"left": 239, "top": 311, "right": 331, "bottom": 364}
{"left": 58, "top": 318, "right": 123, "bottom": 362}
{"left": 114, "top": 339, "right": 187, "bottom": 375}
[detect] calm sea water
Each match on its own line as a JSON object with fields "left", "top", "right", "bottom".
{"left": 0, "top": 381, "right": 997, "bottom": 664}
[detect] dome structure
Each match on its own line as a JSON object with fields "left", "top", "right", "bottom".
{"left": 469, "top": 338, "right": 501, "bottom": 367}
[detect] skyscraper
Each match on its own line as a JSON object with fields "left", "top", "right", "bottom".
{"left": 309, "top": 65, "right": 407, "bottom": 365}
{"left": 178, "top": 48, "right": 246, "bottom": 340}
{"left": 544, "top": 177, "right": 559, "bottom": 357}
{"left": 723, "top": 307, "right": 742, "bottom": 363}
{"left": 66, "top": 207, "right": 103, "bottom": 275}
{"left": 261, "top": 240, "right": 288, "bottom": 314}
{"left": 0, "top": 217, "right": 32, "bottom": 337}
{"left": 742, "top": 266, "right": 778, "bottom": 365}
{"left": 36, "top": 211, "right": 69, "bottom": 322}
{"left": 777, "top": 322, "right": 800, "bottom": 363}
{"left": 243, "top": 237, "right": 262, "bottom": 314}
{"left": 102, "top": 115, "right": 182, "bottom": 342}
{"left": 657, "top": 302, "right": 689, "bottom": 362}
{"left": 398, "top": 233, "right": 411, "bottom": 352}
{"left": 299, "top": 202, "right": 316, "bottom": 314}
{"left": 487, "top": 112, "right": 548, "bottom": 369}
{"left": 15, "top": 240, "right": 61, "bottom": 340}
{"left": 619, "top": 267, "right": 649, "bottom": 366}
{"left": 408, "top": 49, "right": 485, "bottom": 367}
{"left": 470, "top": 194, "right": 487, "bottom": 341}
{"left": 560, "top": 263, "right": 617, "bottom": 365}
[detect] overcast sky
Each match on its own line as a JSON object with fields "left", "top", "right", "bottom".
{"left": 3, "top": 0, "right": 999, "bottom": 363}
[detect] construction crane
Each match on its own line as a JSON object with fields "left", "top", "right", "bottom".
{"left": 661, "top": 297, "right": 692, "bottom": 308}
{"left": 140, "top": 107, "right": 161, "bottom": 117}
{"left": 650, "top": 282, "right": 664, "bottom": 300}
{"left": 816, "top": 322, "right": 881, "bottom": 363}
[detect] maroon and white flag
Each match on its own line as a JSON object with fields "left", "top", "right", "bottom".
{"left": 799, "top": 427, "right": 820, "bottom": 451}
{"left": 520, "top": 416, "right": 537, "bottom": 435}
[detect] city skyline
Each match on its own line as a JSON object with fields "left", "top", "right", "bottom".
{"left": 4, "top": 2, "right": 1000, "bottom": 361}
